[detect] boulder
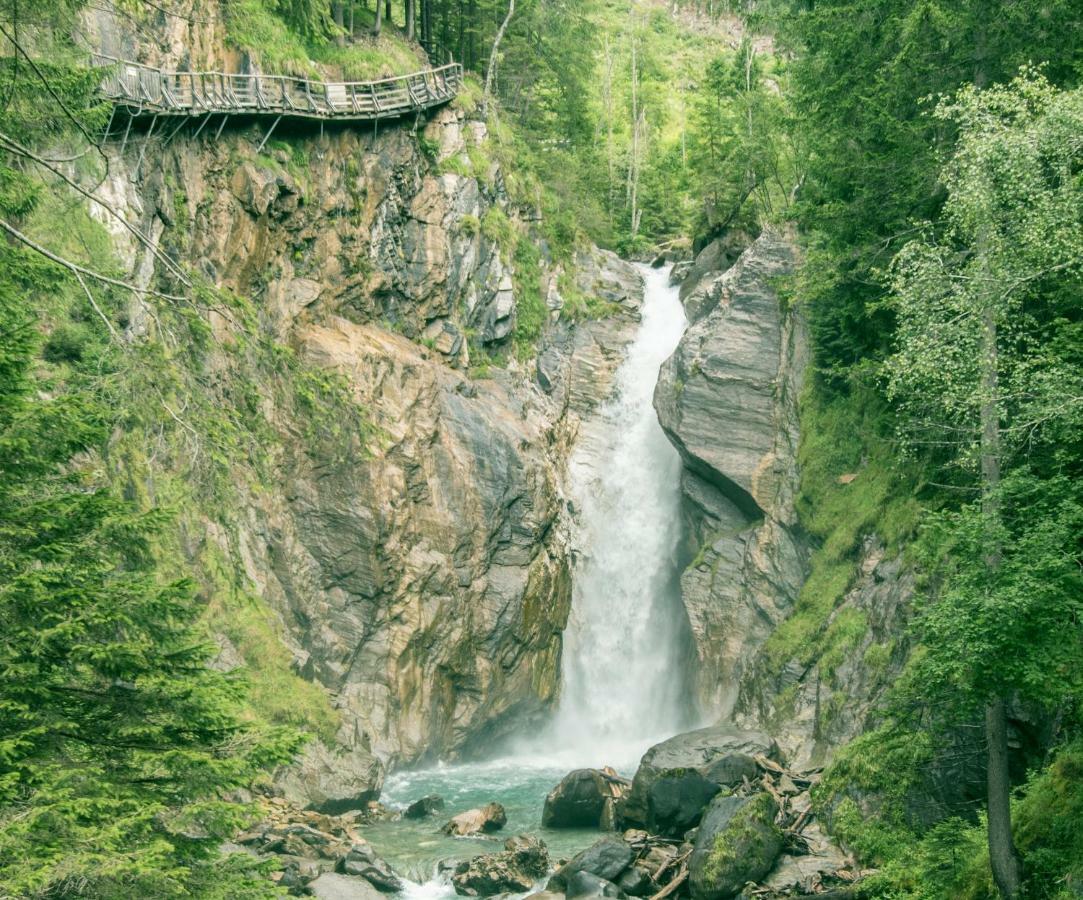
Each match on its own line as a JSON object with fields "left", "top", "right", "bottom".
{"left": 548, "top": 837, "right": 634, "bottom": 892}
{"left": 688, "top": 793, "right": 783, "bottom": 900}
{"left": 404, "top": 795, "right": 446, "bottom": 819}
{"left": 678, "top": 231, "right": 754, "bottom": 307}
{"left": 452, "top": 834, "right": 551, "bottom": 895}
{"left": 308, "top": 872, "right": 385, "bottom": 900}
{"left": 275, "top": 741, "right": 384, "bottom": 816}
{"left": 616, "top": 866, "right": 653, "bottom": 897}
{"left": 565, "top": 871, "right": 626, "bottom": 899}
{"left": 442, "top": 802, "right": 508, "bottom": 836}
{"left": 542, "top": 768, "right": 631, "bottom": 829}
{"left": 619, "top": 725, "right": 779, "bottom": 837}
{"left": 336, "top": 843, "right": 403, "bottom": 891}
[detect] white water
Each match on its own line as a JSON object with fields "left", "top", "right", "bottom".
{"left": 550, "top": 263, "right": 690, "bottom": 764}
{"left": 372, "top": 267, "right": 691, "bottom": 895}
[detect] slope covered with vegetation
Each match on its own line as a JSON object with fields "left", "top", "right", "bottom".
{"left": 0, "top": 1, "right": 1081, "bottom": 898}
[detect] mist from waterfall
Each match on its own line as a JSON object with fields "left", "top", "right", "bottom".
{"left": 550, "top": 264, "right": 692, "bottom": 768}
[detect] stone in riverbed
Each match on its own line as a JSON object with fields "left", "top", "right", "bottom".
{"left": 688, "top": 793, "right": 783, "bottom": 900}
{"left": 548, "top": 837, "right": 634, "bottom": 892}
{"left": 618, "top": 725, "right": 779, "bottom": 837}
{"left": 565, "top": 871, "right": 627, "bottom": 899}
{"left": 542, "top": 768, "right": 631, "bottom": 829}
{"left": 336, "top": 842, "right": 403, "bottom": 891}
{"left": 451, "top": 834, "right": 551, "bottom": 895}
{"left": 404, "top": 795, "right": 446, "bottom": 819}
{"left": 308, "top": 871, "right": 385, "bottom": 900}
{"left": 441, "top": 802, "right": 508, "bottom": 836}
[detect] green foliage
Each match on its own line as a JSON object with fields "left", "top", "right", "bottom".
{"left": 778, "top": 0, "right": 1083, "bottom": 385}
{"left": 480, "top": 207, "right": 517, "bottom": 253}
{"left": 223, "top": 0, "right": 421, "bottom": 79}
{"left": 763, "top": 384, "right": 921, "bottom": 672}
{"left": 511, "top": 237, "right": 546, "bottom": 360}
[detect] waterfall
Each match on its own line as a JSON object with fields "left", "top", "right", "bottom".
{"left": 553, "top": 264, "right": 691, "bottom": 766}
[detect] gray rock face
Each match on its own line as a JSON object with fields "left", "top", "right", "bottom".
{"left": 542, "top": 768, "right": 630, "bottom": 829}
{"left": 87, "top": 10, "right": 646, "bottom": 776}
{"left": 654, "top": 230, "right": 809, "bottom": 722}
{"left": 735, "top": 536, "right": 915, "bottom": 768}
{"left": 619, "top": 725, "right": 779, "bottom": 837}
{"left": 275, "top": 740, "right": 384, "bottom": 815}
{"left": 657, "top": 229, "right": 918, "bottom": 772}
{"left": 688, "top": 793, "right": 783, "bottom": 900}
{"left": 452, "top": 834, "right": 551, "bottom": 896}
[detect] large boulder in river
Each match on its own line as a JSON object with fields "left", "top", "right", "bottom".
{"left": 688, "top": 793, "right": 783, "bottom": 900}
{"left": 543, "top": 768, "right": 631, "bottom": 829}
{"left": 619, "top": 725, "right": 779, "bottom": 837}
{"left": 442, "top": 802, "right": 508, "bottom": 836}
{"left": 452, "top": 834, "right": 551, "bottom": 895}
{"left": 548, "top": 837, "right": 635, "bottom": 892}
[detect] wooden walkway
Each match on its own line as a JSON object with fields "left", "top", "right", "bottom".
{"left": 92, "top": 54, "right": 463, "bottom": 122}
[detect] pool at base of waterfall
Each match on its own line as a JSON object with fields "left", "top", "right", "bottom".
{"left": 366, "top": 742, "right": 658, "bottom": 897}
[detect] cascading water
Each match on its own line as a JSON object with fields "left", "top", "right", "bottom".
{"left": 368, "top": 267, "right": 692, "bottom": 892}
{"left": 553, "top": 264, "right": 691, "bottom": 764}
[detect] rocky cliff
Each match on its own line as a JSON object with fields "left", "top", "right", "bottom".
{"left": 79, "top": 1, "right": 644, "bottom": 799}
{"left": 655, "top": 232, "right": 914, "bottom": 768}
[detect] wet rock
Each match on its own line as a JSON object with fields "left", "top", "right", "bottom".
{"left": 619, "top": 725, "right": 779, "bottom": 837}
{"left": 549, "top": 837, "right": 634, "bottom": 891}
{"left": 452, "top": 834, "right": 550, "bottom": 895}
{"left": 542, "top": 768, "right": 630, "bottom": 829}
{"left": 308, "top": 872, "right": 385, "bottom": 900}
{"left": 653, "top": 230, "right": 810, "bottom": 725}
{"left": 565, "top": 872, "right": 626, "bottom": 899}
{"left": 275, "top": 741, "right": 384, "bottom": 816}
{"left": 678, "top": 231, "right": 754, "bottom": 309}
{"left": 760, "top": 822, "right": 848, "bottom": 893}
{"left": 616, "top": 866, "right": 652, "bottom": 897}
{"left": 442, "top": 802, "right": 508, "bottom": 836}
{"left": 336, "top": 843, "right": 403, "bottom": 891}
{"left": 404, "top": 795, "right": 446, "bottom": 819}
{"left": 688, "top": 793, "right": 783, "bottom": 900}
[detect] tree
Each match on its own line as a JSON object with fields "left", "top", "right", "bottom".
{"left": 885, "top": 72, "right": 1083, "bottom": 899}
{"left": 482, "top": 0, "right": 515, "bottom": 115}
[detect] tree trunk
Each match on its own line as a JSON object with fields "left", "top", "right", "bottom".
{"left": 406, "top": 0, "right": 415, "bottom": 40}
{"left": 482, "top": 0, "right": 515, "bottom": 116}
{"left": 372, "top": 0, "right": 383, "bottom": 35}
{"left": 333, "top": 0, "right": 345, "bottom": 45}
{"left": 385, "top": 0, "right": 393, "bottom": 24}
{"left": 986, "top": 699, "right": 1022, "bottom": 899}
{"left": 979, "top": 297, "right": 1022, "bottom": 900}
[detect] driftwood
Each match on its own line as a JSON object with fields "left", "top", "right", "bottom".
{"left": 648, "top": 865, "right": 688, "bottom": 900}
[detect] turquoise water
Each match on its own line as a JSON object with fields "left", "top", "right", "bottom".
{"left": 364, "top": 759, "right": 609, "bottom": 883}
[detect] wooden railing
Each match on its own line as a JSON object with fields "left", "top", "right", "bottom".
{"left": 91, "top": 54, "right": 463, "bottom": 121}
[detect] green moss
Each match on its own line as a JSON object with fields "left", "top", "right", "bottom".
{"left": 459, "top": 214, "right": 480, "bottom": 236}
{"left": 481, "top": 207, "right": 517, "bottom": 253}
{"left": 762, "top": 382, "right": 923, "bottom": 675}
{"left": 511, "top": 237, "right": 546, "bottom": 360}
{"left": 818, "top": 608, "right": 868, "bottom": 679}
{"left": 702, "top": 794, "right": 781, "bottom": 885}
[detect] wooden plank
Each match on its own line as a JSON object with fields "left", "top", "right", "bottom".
{"left": 90, "top": 55, "right": 463, "bottom": 122}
